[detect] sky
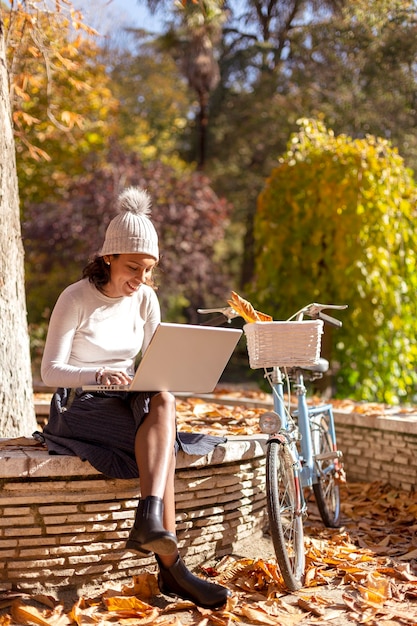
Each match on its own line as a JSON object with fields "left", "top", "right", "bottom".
{"left": 73, "top": 0, "right": 164, "bottom": 34}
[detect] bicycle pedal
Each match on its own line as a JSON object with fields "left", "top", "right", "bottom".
{"left": 315, "top": 450, "right": 343, "bottom": 461}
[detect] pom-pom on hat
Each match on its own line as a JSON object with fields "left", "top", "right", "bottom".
{"left": 100, "top": 187, "right": 159, "bottom": 260}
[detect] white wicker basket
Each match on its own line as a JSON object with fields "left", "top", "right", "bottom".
{"left": 243, "top": 320, "right": 324, "bottom": 369}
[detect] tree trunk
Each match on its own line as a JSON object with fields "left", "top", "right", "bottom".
{"left": 197, "top": 91, "right": 208, "bottom": 170}
{"left": 0, "top": 15, "right": 37, "bottom": 437}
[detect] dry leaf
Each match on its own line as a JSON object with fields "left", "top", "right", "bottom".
{"left": 104, "top": 594, "right": 156, "bottom": 611}
{"left": 227, "top": 291, "right": 272, "bottom": 323}
{"left": 10, "top": 600, "right": 70, "bottom": 626}
{"left": 357, "top": 572, "right": 391, "bottom": 606}
{"left": 151, "top": 618, "right": 186, "bottom": 625}
{"left": 297, "top": 597, "right": 325, "bottom": 616}
{"left": 120, "top": 572, "right": 160, "bottom": 600}
{"left": 397, "top": 547, "right": 417, "bottom": 561}
{"left": 68, "top": 597, "right": 99, "bottom": 624}
{"left": 240, "top": 605, "right": 280, "bottom": 625}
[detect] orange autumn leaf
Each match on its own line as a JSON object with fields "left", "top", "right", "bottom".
{"left": 103, "top": 595, "right": 155, "bottom": 613}
{"left": 240, "top": 603, "right": 305, "bottom": 625}
{"left": 227, "top": 291, "right": 272, "bottom": 323}
{"left": 120, "top": 572, "right": 160, "bottom": 600}
{"left": 240, "top": 605, "right": 280, "bottom": 625}
{"left": 69, "top": 597, "right": 100, "bottom": 625}
{"left": 10, "top": 600, "right": 70, "bottom": 626}
{"left": 357, "top": 572, "right": 391, "bottom": 605}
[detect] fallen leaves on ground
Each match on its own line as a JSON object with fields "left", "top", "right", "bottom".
{"left": 175, "top": 396, "right": 268, "bottom": 436}
{"left": 32, "top": 387, "right": 417, "bottom": 437}
{"left": 1, "top": 482, "right": 417, "bottom": 625}
{"left": 5, "top": 391, "right": 415, "bottom": 624}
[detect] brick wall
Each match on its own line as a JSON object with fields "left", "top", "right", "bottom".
{"left": 333, "top": 410, "right": 417, "bottom": 491}
{"left": 1, "top": 401, "right": 416, "bottom": 593}
{"left": 0, "top": 436, "right": 267, "bottom": 592}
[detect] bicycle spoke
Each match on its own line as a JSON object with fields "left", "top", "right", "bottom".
{"left": 266, "top": 441, "right": 305, "bottom": 591}
{"left": 311, "top": 412, "right": 341, "bottom": 528}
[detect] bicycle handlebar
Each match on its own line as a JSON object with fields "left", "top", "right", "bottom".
{"left": 294, "top": 302, "right": 348, "bottom": 327}
{"left": 317, "top": 311, "right": 343, "bottom": 328}
{"left": 198, "top": 302, "right": 348, "bottom": 327}
{"left": 197, "top": 306, "right": 239, "bottom": 322}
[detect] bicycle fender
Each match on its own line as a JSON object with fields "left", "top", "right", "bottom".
{"left": 266, "top": 433, "right": 287, "bottom": 445}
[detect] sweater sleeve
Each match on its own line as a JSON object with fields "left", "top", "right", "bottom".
{"left": 41, "top": 288, "right": 98, "bottom": 388}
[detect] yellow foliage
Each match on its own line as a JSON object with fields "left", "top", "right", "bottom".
{"left": 252, "top": 117, "right": 417, "bottom": 402}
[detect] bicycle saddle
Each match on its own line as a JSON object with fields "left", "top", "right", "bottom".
{"left": 303, "top": 358, "right": 329, "bottom": 373}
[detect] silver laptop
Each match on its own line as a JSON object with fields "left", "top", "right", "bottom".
{"left": 82, "top": 322, "right": 242, "bottom": 393}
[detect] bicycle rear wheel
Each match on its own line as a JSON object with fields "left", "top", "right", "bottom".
{"left": 266, "top": 440, "right": 305, "bottom": 591}
{"left": 310, "top": 412, "right": 341, "bottom": 528}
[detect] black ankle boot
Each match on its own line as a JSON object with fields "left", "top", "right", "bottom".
{"left": 126, "top": 496, "right": 177, "bottom": 555}
{"left": 156, "top": 555, "right": 232, "bottom": 609}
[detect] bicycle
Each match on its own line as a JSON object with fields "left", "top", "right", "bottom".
{"left": 197, "top": 301, "right": 347, "bottom": 591}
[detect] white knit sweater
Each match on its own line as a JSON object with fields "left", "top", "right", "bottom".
{"left": 41, "top": 278, "right": 160, "bottom": 388}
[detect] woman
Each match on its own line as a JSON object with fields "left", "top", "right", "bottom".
{"left": 39, "top": 187, "right": 231, "bottom": 609}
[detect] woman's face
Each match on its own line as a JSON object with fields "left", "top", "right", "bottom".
{"left": 103, "top": 253, "right": 157, "bottom": 298}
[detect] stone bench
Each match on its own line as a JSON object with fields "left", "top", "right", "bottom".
{"left": 2, "top": 392, "right": 417, "bottom": 593}
{"left": 0, "top": 435, "right": 267, "bottom": 592}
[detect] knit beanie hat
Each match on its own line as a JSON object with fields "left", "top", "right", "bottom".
{"left": 100, "top": 187, "right": 159, "bottom": 260}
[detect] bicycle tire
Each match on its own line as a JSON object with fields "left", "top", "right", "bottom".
{"left": 310, "top": 412, "right": 341, "bottom": 528}
{"left": 266, "top": 440, "right": 305, "bottom": 591}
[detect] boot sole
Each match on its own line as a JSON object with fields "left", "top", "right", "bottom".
{"left": 125, "top": 539, "right": 152, "bottom": 555}
{"left": 141, "top": 535, "right": 178, "bottom": 555}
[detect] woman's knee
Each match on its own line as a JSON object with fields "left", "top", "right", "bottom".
{"left": 151, "top": 391, "right": 176, "bottom": 419}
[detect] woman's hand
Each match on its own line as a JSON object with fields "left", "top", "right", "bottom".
{"left": 96, "top": 368, "right": 132, "bottom": 385}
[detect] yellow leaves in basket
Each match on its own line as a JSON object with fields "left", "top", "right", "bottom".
{"left": 227, "top": 290, "right": 272, "bottom": 323}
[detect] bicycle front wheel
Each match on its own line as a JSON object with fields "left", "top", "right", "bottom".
{"left": 310, "top": 412, "right": 341, "bottom": 528}
{"left": 266, "top": 440, "right": 305, "bottom": 591}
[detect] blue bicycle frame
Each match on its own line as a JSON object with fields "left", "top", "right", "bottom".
{"left": 269, "top": 366, "right": 338, "bottom": 490}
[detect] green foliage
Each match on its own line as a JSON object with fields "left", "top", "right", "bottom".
{"left": 108, "top": 37, "right": 190, "bottom": 164}
{"left": 288, "top": 0, "right": 417, "bottom": 173}
{"left": 251, "top": 118, "right": 417, "bottom": 404}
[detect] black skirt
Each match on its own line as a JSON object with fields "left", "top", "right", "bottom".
{"left": 34, "top": 388, "right": 226, "bottom": 479}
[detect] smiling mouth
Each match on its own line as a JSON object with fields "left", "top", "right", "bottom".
{"left": 127, "top": 282, "right": 140, "bottom": 291}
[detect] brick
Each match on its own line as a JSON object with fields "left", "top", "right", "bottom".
{"left": 18, "top": 536, "right": 57, "bottom": 547}
{"left": 4, "top": 527, "right": 42, "bottom": 537}
{"left": 0, "top": 516, "right": 37, "bottom": 527}
{"left": 0, "top": 541, "right": 18, "bottom": 553}
{"left": 38, "top": 505, "right": 79, "bottom": 515}
{"left": 83, "top": 502, "right": 123, "bottom": 513}
{"left": 2, "top": 506, "right": 33, "bottom": 516}
{"left": 6, "top": 567, "right": 76, "bottom": 580}
{"left": 72, "top": 563, "right": 113, "bottom": 576}
{"left": 373, "top": 452, "right": 396, "bottom": 463}
{"left": 10, "top": 557, "right": 66, "bottom": 569}
{"left": 68, "top": 554, "right": 102, "bottom": 565}
{"left": 0, "top": 549, "right": 18, "bottom": 559}
{"left": 393, "top": 454, "right": 414, "bottom": 470}
{"left": 42, "top": 513, "right": 113, "bottom": 525}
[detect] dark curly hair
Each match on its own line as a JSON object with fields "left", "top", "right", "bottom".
{"left": 82, "top": 256, "right": 112, "bottom": 291}
{"left": 83, "top": 255, "right": 157, "bottom": 291}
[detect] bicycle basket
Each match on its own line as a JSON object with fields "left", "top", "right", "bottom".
{"left": 243, "top": 320, "right": 324, "bottom": 369}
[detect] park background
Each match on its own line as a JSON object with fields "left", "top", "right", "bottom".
{"left": 1, "top": 0, "right": 417, "bottom": 439}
